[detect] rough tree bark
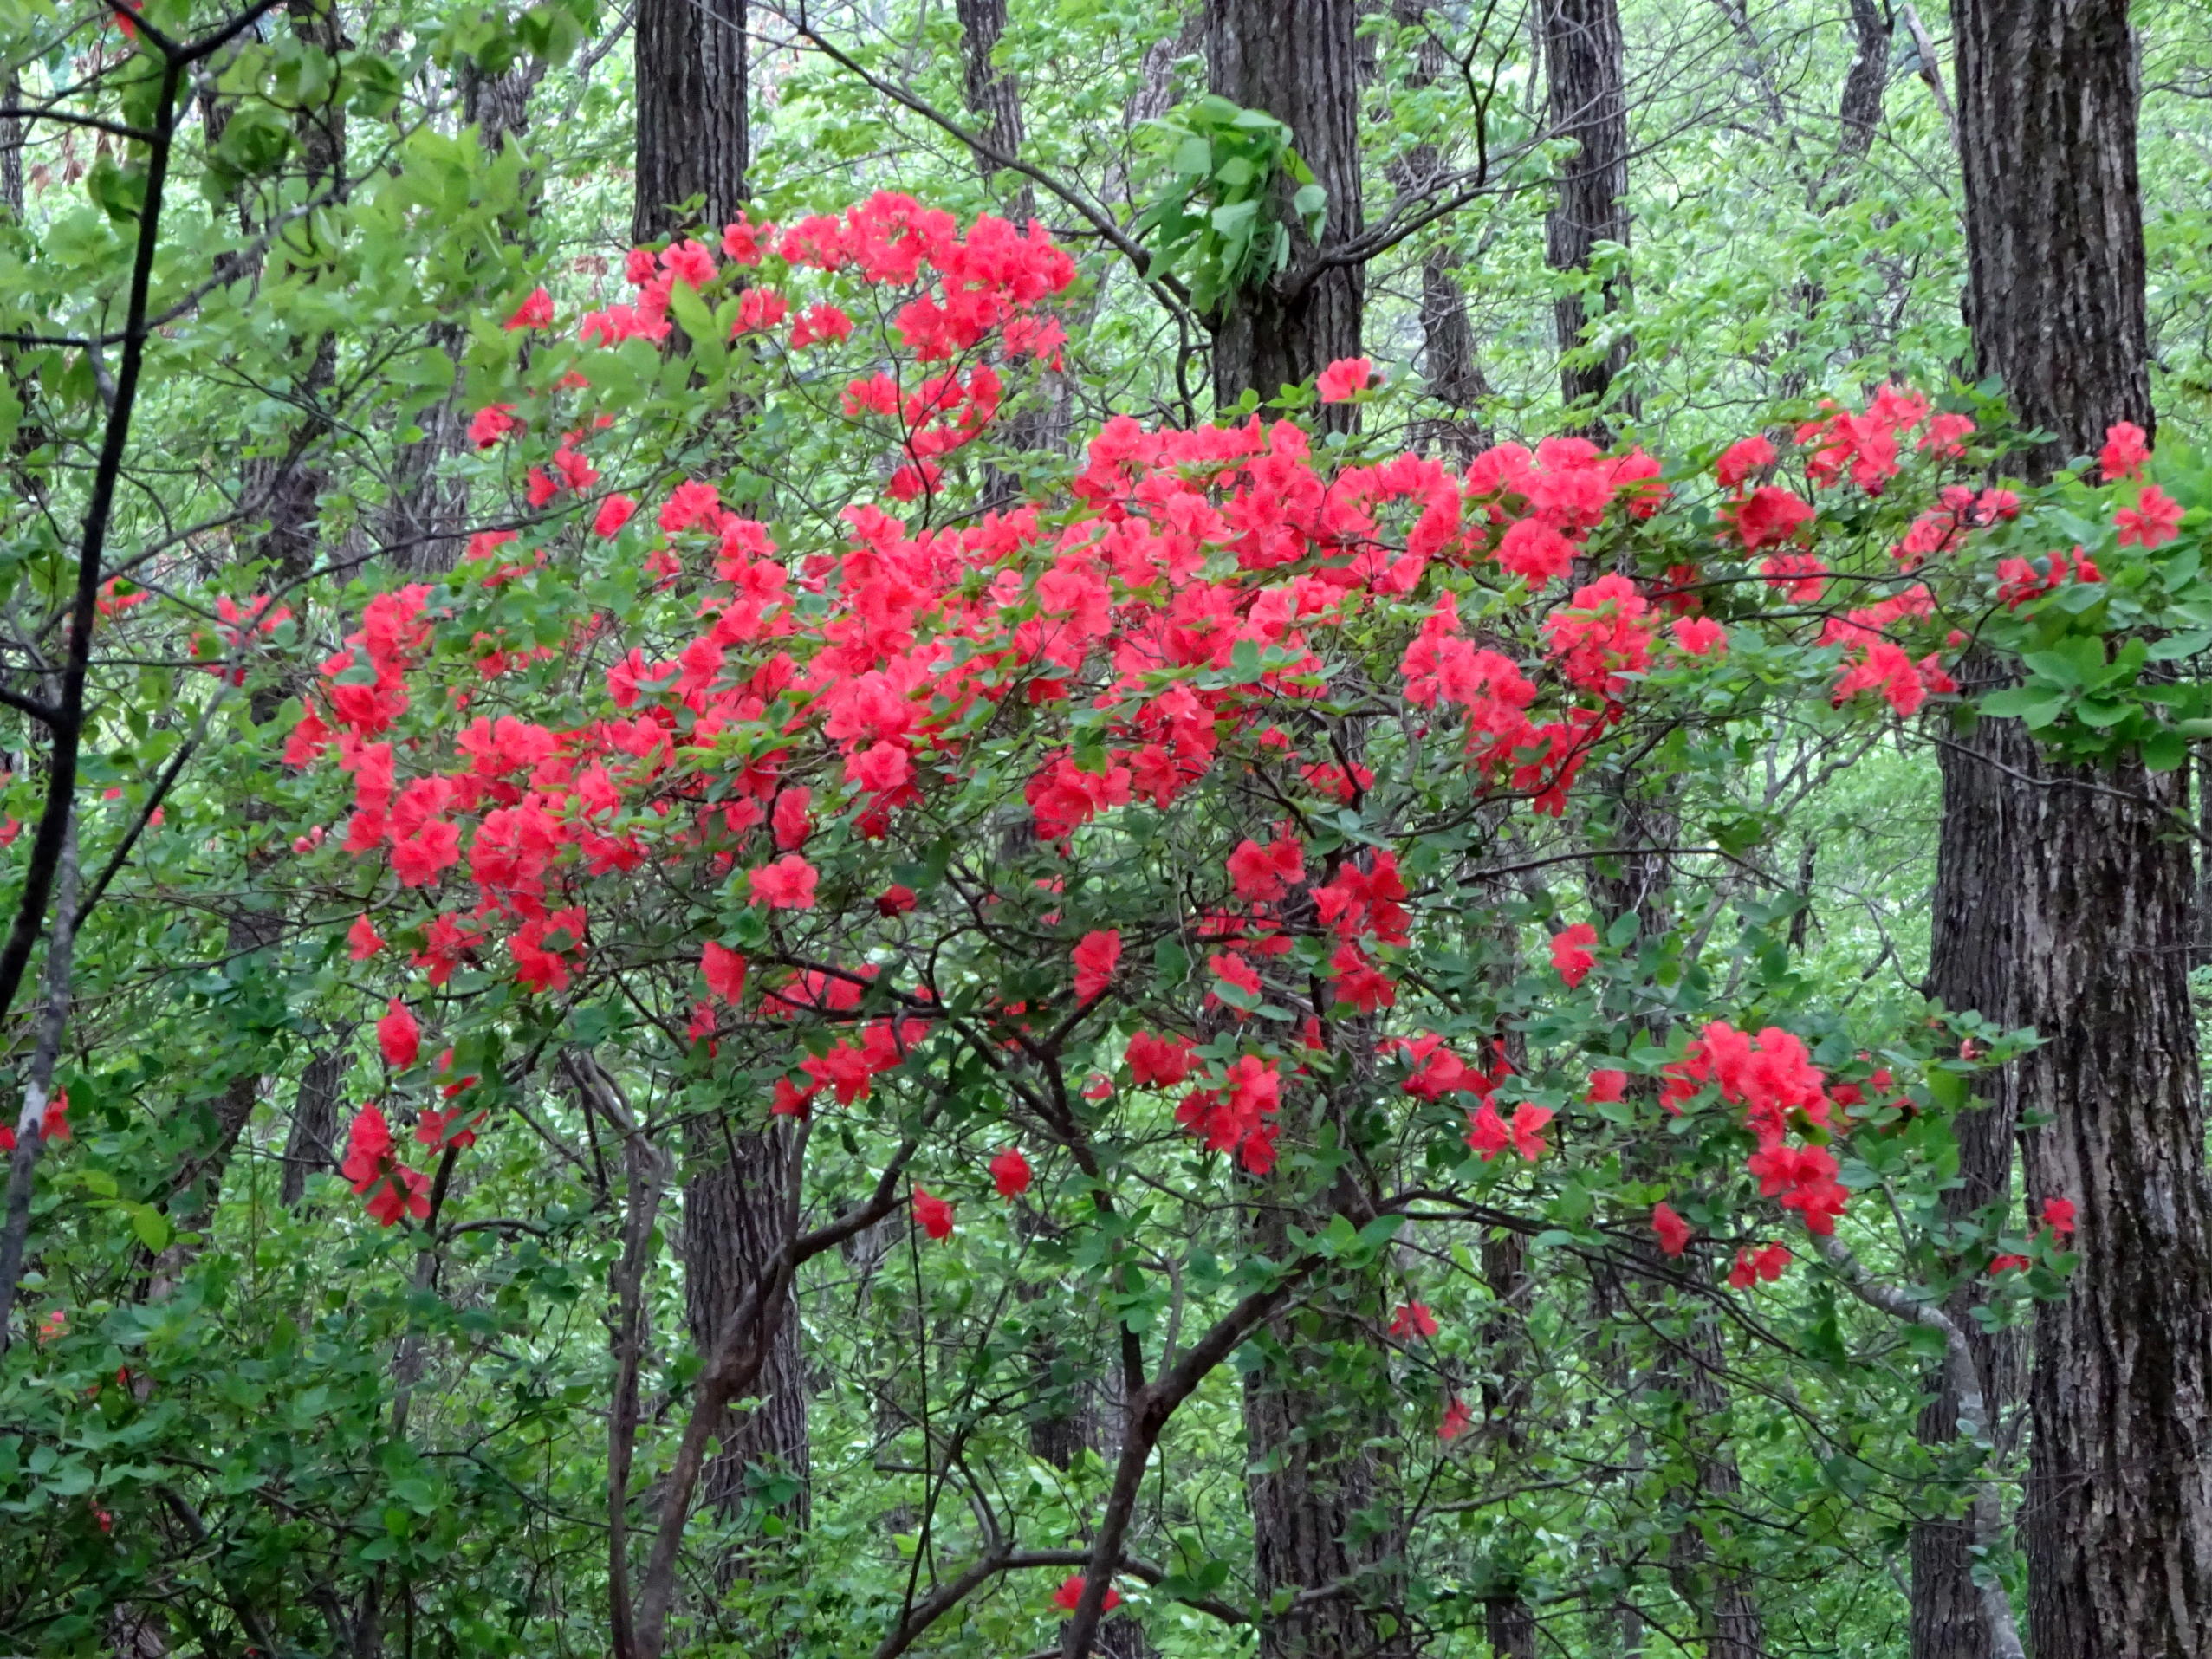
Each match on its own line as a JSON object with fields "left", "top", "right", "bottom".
{"left": 683, "top": 1124, "right": 812, "bottom": 1529}
{"left": 278, "top": 1040, "right": 348, "bottom": 1208}
{"left": 1935, "top": 5, "right": 2212, "bottom": 1656}
{"left": 1541, "top": 0, "right": 1635, "bottom": 435}
{"left": 1391, "top": 0, "right": 1491, "bottom": 462}
{"left": 1242, "top": 1187, "right": 1407, "bottom": 1659}
{"left": 632, "top": 0, "right": 747, "bottom": 242}
{"left": 1200, "top": 11, "right": 1390, "bottom": 1630}
{"left": 955, "top": 0, "right": 1035, "bottom": 220}
{"left": 1911, "top": 715, "right": 2025, "bottom": 1659}
{"left": 1205, "top": 0, "right": 1365, "bottom": 407}
{"left": 1480, "top": 1229, "right": 1539, "bottom": 1659}
{"left": 629, "top": 0, "right": 810, "bottom": 1572}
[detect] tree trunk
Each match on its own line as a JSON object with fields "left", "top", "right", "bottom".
{"left": 684, "top": 1124, "right": 810, "bottom": 1531}
{"left": 1940, "top": 7, "right": 2212, "bottom": 1656}
{"left": 1913, "top": 667, "right": 2024, "bottom": 1659}
{"left": 632, "top": 0, "right": 747, "bottom": 242}
{"left": 955, "top": 0, "right": 1035, "bottom": 220}
{"left": 1838, "top": 0, "right": 1891, "bottom": 166}
{"left": 1956, "top": 0, "right": 2150, "bottom": 471}
{"left": 1480, "top": 1228, "right": 1539, "bottom": 1658}
{"left": 1205, "top": 0, "right": 1365, "bottom": 407}
{"left": 1541, "top": 0, "right": 1634, "bottom": 434}
{"left": 1241, "top": 1248, "right": 1406, "bottom": 1658}
{"left": 1391, "top": 2, "right": 1490, "bottom": 462}
{"left": 278, "top": 1039, "right": 347, "bottom": 1208}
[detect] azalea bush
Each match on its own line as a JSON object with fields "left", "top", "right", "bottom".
{"left": 69, "top": 197, "right": 2131, "bottom": 1650}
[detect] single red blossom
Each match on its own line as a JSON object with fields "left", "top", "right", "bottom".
{"left": 1052, "top": 1575, "right": 1119, "bottom": 1614}
{"left": 701, "top": 941, "right": 748, "bottom": 1003}
{"left": 415, "top": 1106, "right": 483, "bottom": 1151}
{"left": 989, "top": 1146, "right": 1032, "bottom": 1197}
{"left": 877, "top": 884, "right": 918, "bottom": 917}
{"left": 2040, "top": 1196, "right": 2077, "bottom": 1239}
{"left": 1464, "top": 1098, "right": 1509, "bottom": 1161}
{"left": 1226, "top": 833, "right": 1307, "bottom": 904}
{"left": 2100, "top": 420, "right": 2150, "bottom": 482}
{"left": 1072, "top": 929, "right": 1121, "bottom": 1003}
{"left": 1550, "top": 923, "right": 1599, "bottom": 988}
{"left": 2116, "top": 484, "right": 2183, "bottom": 548}
{"left": 503, "top": 287, "right": 554, "bottom": 331}
{"left": 1670, "top": 615, "right": 1728, "bottom": 656}
{"left": 912, "top": 1184, "right": 954, "bottom": 1241}
{"left": 1652, "top": 1202, "right": 1693, "bottom": 1257}
{"left": 748, "top": 853, "right": 818, "bottom": 909}
{"left": 1439, "top": 1395, "right": 1475, "bottom": 1442}
{"left": 467, "top": 404, "right": 520, "bottom": 449}
{"left": 348, "top": 913, "right": 384, "bottom": 961}
{"left": 661, "top": 239, "right": 717, "bottom": 288}
{"left": 378, "top": 999, "right": 420, "bottom": 1069}
{"left": 1126, "top": 1030, "right": 1194, "bottom": 1089}
{"left": 772, "top": 786, "right": 813, "bottom": 851}
{"left": 593, "top": 494, "right": 638, "bottom": 538}
{"left": 1715, "top": 434, "right": 1776, "bottom": 488}
{"left": 1390, "top": 1301, "right": 1440, "bottom": 1339}
{"left": 1587, "top": 1068, "right": 1628, "bottom": 1105}
{"left": 1317, "top": 356, "right": 1375, "bottom": 402}
{"left": 1509, "top": 1102, "right": 1554, "bottom": 1161}
{"left": 1728, "top": 1241, "right": 1793, "bottom": 1289}
{"left": 790, "top": 302, "right": 854, "bottom": 348}
{"left": 1990, "top": 1254, "right": 2033, "bottom": 1275}
{"left": 1730, "top": 485, "right": 1815, "bottom": 549}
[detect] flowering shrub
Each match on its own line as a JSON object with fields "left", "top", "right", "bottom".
{"left": 227, "top": 198, "right": 2160, "bottom": 1311}
{"left": 146, "top": 191, "right": 2196, "bottom": 1648}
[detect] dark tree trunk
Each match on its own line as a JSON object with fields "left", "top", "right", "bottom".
{"left": 1241, "top": 1258, "right": 1406, "bottom": 1658}
{"left": 955, "top": 0, "right": 1035, "bottom": 219}
{"left": 1956, "top": 0, "right": 2150, "bottom": 468}
{"left": 1838, "top": 0, "right": 1891, "bottom": 166}
{"left": 1541, "top": 0, "right": 1634, "bottom": 434}
{"left": 1937, "top": 9, "right": 2212, "bottom": 1655}
{"left": 1659, "top": 1312, "right": 1768, "bottom": 1659}
{"left": 1913, "top": 670, "right": 2025, "bottom": 1659}
{"left": 0, "top": 74, "right": 21, "bottom": 218}
{"left": 684, "top": 1124, "right": 810, "bottom": 1531}
{"left": 1205, "top": 0, "right": 1365, "bottom": 408}
{"left": 1391, "top": 1, "right": 1490, "bottom": 462}
{"left": 279, "top": 1040, "right": 347, "bottom": 1208}
{"left": 1480, "top": 1228, "right": 1540, "bottom": 1657}
{"left": 632, "top": 0, "right": 747, "bottom": 242}
{"left": 1203, "top": 9, "right": 1385, "bottom": 1621}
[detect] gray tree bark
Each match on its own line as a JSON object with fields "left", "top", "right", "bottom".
{"left": 632, "top": 0, "right": 747, "bottom": 241}
{"left": 1541, "top": 0, "right": 1635, "bottom": 434}
{"left": 1205, "top": 0, "right": 1365, "bottom": 407}
{"left": 1936, "top": 6, "right": 2212, "bottom": 1656}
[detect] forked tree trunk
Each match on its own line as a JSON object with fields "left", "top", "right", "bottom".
{"left": 1541, "top": 0, "right": 1635, "bottom": 434}
{"left": 1936, "top": 3, "right": 2212, "bottom": 1655}
{"left": 1205, "top": 0, "right": 1365, "bottom": 407}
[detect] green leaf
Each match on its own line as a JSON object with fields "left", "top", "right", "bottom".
{"left": 128, "top": 1204, "right": 171, "bottom": 1254}
{"left": 2143, "top": 729, "right": 2189, "bottom": 771}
